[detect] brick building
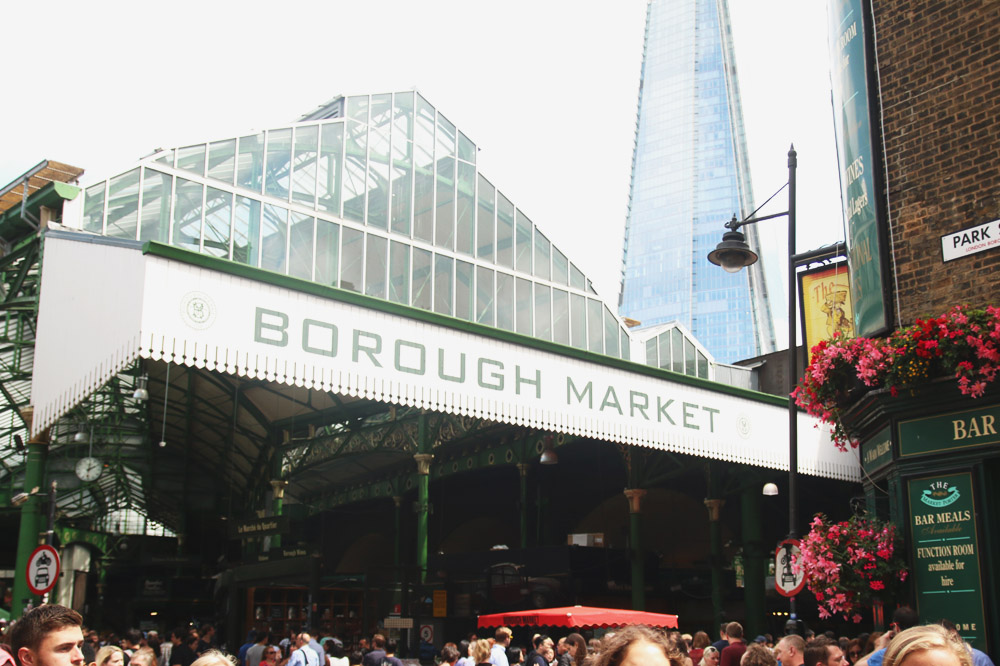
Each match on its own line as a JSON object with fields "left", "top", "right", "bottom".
{"left": 878, "top": 1, "right": 1000, "bottom": 321}
{"left": 830, "top": 0, "right": 1000, "bottom": 652}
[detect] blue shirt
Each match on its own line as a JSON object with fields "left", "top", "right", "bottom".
{"left": 490, "top": 644, "right": 509, "bottom": 666}
{"left": 289, "top": 648, "right": 319, "bottom": 666}
{"left": 308, "top": 640, "right": 325, "bottom": 666}
{"left": 971, "top": 646, "right": 994, "bottom": 666}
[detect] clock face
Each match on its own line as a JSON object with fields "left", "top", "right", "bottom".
{"left": 75, "top": 457, "right": 102, "bottom": 482}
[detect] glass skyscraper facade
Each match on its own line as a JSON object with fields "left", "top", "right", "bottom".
{"left": 619, "top": 0, "right": 776, "bottom": 364}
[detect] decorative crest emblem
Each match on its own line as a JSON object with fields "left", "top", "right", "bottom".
{"left": 180, "top": 292, "right": 216, "bottom": 330}
{"left": 920, "top": 480, "right": 960, "bottom": 508}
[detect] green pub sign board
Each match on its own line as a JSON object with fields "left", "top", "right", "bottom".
{"left": 861, "top": 425, "right": 893, "bottom": 476}
{"left": 907, "top": 472, "right": 987, "bottom": 651}
{"left": 899, "top": 404, "right": 1000, "bottom": 457}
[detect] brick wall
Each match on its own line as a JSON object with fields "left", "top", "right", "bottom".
{"left": 873, "top": 0, "right": 1000, "bottom": 325}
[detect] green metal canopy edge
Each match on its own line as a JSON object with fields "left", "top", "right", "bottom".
{"left": 0, "top": 181, "right": 80, "bottom": 242}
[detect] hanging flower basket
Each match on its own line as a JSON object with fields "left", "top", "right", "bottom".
{"left": 793, "top": 305, "right": 1000, "bottom": 449}
{"left": 796, "top": 513, "right": 909, "bottom": 622}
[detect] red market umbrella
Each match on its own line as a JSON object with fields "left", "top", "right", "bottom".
{"left": 477, "top": 606, "right": 679, "bottom": 630}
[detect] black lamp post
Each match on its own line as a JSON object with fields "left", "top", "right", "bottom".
{"left": 708, "top": 145, "right": 846, "bottom": 618}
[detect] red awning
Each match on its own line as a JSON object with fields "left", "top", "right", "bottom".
{"left": 477, "top": 606, "right": 679, "bottom": 629}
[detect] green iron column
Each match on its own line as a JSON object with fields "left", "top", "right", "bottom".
{"left": 270, "top": 479, "right": 287, "bottom": 549}
{"left": 741, "top": 484, "right": 766, "bottom": 638}
{"left": 624, "top": 488, "right": 647, "bottom": 610}
{"left": 517, "top": 464, "right": 530, "bottom": 549}
{"left": 414, "top": 414, "right": 433, "bottom": 584}
{"left": 393, "top": 496, "right": 403, "bottom": 568}
{"left": 12, "top": 409, "right": 49, "bottom": 619}
{"left": 704, "top": 497, "right": 726, "bottom": 629}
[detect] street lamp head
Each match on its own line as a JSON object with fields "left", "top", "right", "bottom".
{"left": 707, "top": 229, "right": 758, "bottom": 272}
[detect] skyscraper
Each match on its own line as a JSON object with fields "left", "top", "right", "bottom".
{"left": 619, "top": 0, "right": 776, "bottom": 364}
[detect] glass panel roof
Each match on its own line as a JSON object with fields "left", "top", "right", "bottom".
{"left": 77, "top": 92, "right": 634, "bottom": 359}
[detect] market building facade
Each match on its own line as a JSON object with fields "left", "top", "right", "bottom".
{"left": 0, "top": 91, "right": 857, "bottom": 644}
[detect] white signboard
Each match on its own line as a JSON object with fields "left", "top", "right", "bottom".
{"left": 941, "top": 219, "right": 1000, "bottom": 262}
{"left": 31, "top": 235, "right": 859, "bottom": 481}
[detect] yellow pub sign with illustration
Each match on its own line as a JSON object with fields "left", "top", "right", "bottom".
{"left": 799, "top": 263, "right": 855, "bottom": 353}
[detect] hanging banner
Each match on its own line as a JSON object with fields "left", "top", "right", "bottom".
{"left": 828, "top": 0, "right": 890, "bottom": 336}
{"left": 907, "top": 472, "right": 987, "bottom": 652}
{"left": 798, "top": 261, "right": 855, "bottom": 355}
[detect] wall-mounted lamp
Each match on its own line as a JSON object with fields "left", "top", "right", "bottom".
{"left": 762, "top": 482, "right": 779, "bottom": 496}
{"left": 540, "top": 436, "right": 558, "bottom": 465}
{"left": 132, "top": 375, "right": 149, "bottom": 401}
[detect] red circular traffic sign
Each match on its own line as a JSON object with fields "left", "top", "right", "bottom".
{"left": 26, "top": 545, "right": 60, "bottom": 596}
{"left": 774, "top": 539, "right": 806, "bottom": 597}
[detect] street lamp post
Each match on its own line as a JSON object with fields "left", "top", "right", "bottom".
{"left": 708, "top": 145, "right": 846, "bottom": 618}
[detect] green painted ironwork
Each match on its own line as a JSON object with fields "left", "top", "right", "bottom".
{"left": 11, "top": 438, "right": 47, "bottom": 619}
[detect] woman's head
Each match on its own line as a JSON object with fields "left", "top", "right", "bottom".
{"left": 845, "top": 639, "right": 862, "bottom": 665}
{"left": 96, "top": 646, "right": 124, "bottom": 666}
{"left": 566, "top": 634, "right": 588, "bottom": 662}
{"left": 190, "top": 651, "right": 237, "bottom": 666}
{"left": 883, "top": 626, "right": 971, "bottom": 666}
{"left": 739, "top": 644, "right": 776, "bottom": 666}
{"left": 692, "top": 632, "right": 711, "bottom": 650}
{"left": 699, "top": 645, "right": 720, "bottom": 666}
{"left": 594, "top": 626, "right": 680, "bottom": 666}
{"left": 263, "top": 646, "right": 281, "bottom": 662}
{"left": 471, "top": 639, "right": 492, "bottom": 663}
{"left": 669, "top": 633, "right": 688, "bottom": 657}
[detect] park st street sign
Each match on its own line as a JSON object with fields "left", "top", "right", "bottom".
{"left": 941, "top": 219, "right": 1000, "bottom": 263}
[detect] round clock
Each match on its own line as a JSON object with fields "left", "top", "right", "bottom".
{"left": 75, "top": 457, "right": 102, "bottom": 482}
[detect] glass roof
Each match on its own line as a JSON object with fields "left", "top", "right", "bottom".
{"left": 76, "top": 92, "right": 633, "bottom": 360}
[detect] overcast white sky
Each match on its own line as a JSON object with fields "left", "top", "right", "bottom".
{"left": 1, "top": 0, "right": 844, "bottom": 346}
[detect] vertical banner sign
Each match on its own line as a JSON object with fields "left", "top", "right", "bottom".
{"left": 907, "top": 473, "right": 988, "bottom": 652}
{"left": 798, "top": 262, "right": 855, "bottom": 354}
{"left": 828, "top": 0, "right": 888, "bottom": 336}
{"left": 432, "top": 590, "right": 447, "bottom": 618}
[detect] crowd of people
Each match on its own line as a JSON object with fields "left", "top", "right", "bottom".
{"left": 0, "top": 605, "right": 992, "bottom": 666}
{"left": 441, "top": 612, "right": 993, "bottom": 666}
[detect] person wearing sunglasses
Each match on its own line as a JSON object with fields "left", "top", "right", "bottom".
{"left": 845, "top": 640, "right": 862, "bottom": 666}
{"left": 262, "top": 646, "right": 285, "bottom": 666}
